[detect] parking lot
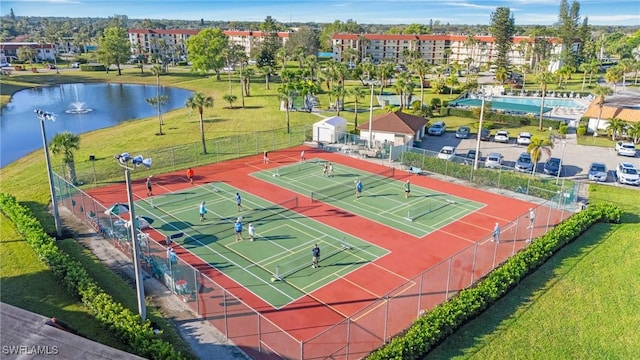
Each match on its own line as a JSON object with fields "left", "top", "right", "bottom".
{"left": 418, "top": 130, "right": 640, "bottom": 186}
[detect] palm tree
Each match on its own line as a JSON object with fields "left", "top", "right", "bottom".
{"left": 276, "top": 47, "right": 288, "bottom": 71}
{"left": 605, "top": 118, "right": 628, "bottom": 141}
{"left": 146, "top": 65, "right": 168, "bottom": 135}
{"left": 593, "top": 85, "right": 613, "bottom": 135}
{"left": 277, "top": 83, "right": 296, "bottom": 134}
{"left": 241, "top": 68, "right": 255, "bottom": 97}
{"left": 350, "top": 87, "right": 367, "bottom": 128}
{"left": 185, "top": 92, "right": 214, "bottom": 154}
{"left": 618, "top": 59, "right": 634, "bottom": 92}
{"left": 222, "top": 94, "right": 237, "bottom": 109}
{"left": 409, "top": 59, "right": 430, "bottom": 105}
{"left": 49, "top": 131, "right": 80, "bottom": 184}
{"left": 329, "top": 85, "right": 347, "bottom": 115}
{"left": 445, "top": 72, "right": 459, "bottom": 98}
{"left": 605, "top": 66, "right": 623, "bottom": 93}
{"left": 535, "top": 71, "right": 555, "bottom": 130}
{"left": 627, "top": 122, "right": 640, "bottom": 144}
{"left": 526, "top": 137, "right": 554, "bottom": 176}
{"left": 494, "top": 67, "right": 508, "bottom": 85}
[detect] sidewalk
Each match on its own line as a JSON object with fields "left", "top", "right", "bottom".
{"left": 59, "top": 207, "right": 248, "bottom": 360}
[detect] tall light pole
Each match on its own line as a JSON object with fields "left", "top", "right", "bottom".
{"left": 556, "top": 141, "right": 566, "bottom": 185}
{"left": 115, "top": 153, "right": 152, "bottom": 321}
{"left": 367, "top": 81, "right": 375, "bottom": 149}
{"left": 473, "top": 90, "right": 487, "bottom": 170}
{"left": 35, "top": 110, "right": 62, "bottom": 238}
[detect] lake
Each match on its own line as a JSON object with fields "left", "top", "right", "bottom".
{"left": 0, "top": 83, "right": 193, "bottom": 168}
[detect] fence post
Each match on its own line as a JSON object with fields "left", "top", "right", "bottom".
{"left": 546, "top": 202, "right": 553, "bottom": 230}
{"left": 417, "top": 274, "right": 423, "bottom": 316}
{"left": 512, "top": 217, "right": 519, "bottom": 255}
{"left": 445, "top": 257, "right": 453, "bottom": 299}
{"left": 194, "top": 269, "right": 200, "bottom": 315}
{"left": 223, "top": 291, "right": 228, "bottom": 336}
{"left": 384, "top": 295, "right": 390, "bottom": 343}
{"left": 470, "top": 242, "right": 479, "bottom": 285}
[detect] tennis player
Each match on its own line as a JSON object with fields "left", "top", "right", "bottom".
{"left": 492, "top": 222, "right": 501, "bottom": 243}
{"left": 187, "top": 168, "right": 194, "bottom": 184}
{"left": 322, "top": 163, "right": 328, "bottom": 176}
{"left": 527, "top": 208, "right": 536, "bottom": 229}
{"left": 146, "top": 176, "right": 153, "bottom": 196}
{"left": 235, "top": 219, "right": 244, "bottom": 241}
{"left": 236, "top": 192, "right": 243, "bottom": 211}
{"left": 328, "top": 163, "right": 334, "bottom": 177}
{"left": 404, "top": 180, "right": 411, "bottom": 199}
{"left": 248, "top": 223, "right": 256, "bottom": 241}
{"left": 199, "top": 201, "right": 207, "bottom": 221}
{"left": 263, "top": 150, "right": 269, "bottom": 164}
{"left": 311, "top": 244, "right": 320, "bottom": 268}
{"left": 300, "top": 150, "right": 305, "bottom": 163}
{"left": 355, "top": 179, "right": 363, "bottom": 198}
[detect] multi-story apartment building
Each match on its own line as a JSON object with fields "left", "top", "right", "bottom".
{"left": 332, "top": 33, "right": 568, "bottom": 71}
{"left": 0, "top": 42, "right": 56, "bottom": 63}
{"left": 127, "top": 29, "right": 290, "bottom": 58}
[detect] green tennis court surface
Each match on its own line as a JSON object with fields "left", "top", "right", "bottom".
{"left": 252, "top": 159, "right": 485, "bottom": 237}
{"left": 134, "top": 182, "right": 388, "bottom": 309}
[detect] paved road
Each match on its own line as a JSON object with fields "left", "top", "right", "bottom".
{"left": 418, "top": 130, "right": 640, "bottom": 187}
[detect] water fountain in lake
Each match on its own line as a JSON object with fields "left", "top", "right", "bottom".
{"left": 65, "top": 85, "right": 93, "bottom": 114}
{"left": 65, "top": 101, "right": 93, "bottom": 114}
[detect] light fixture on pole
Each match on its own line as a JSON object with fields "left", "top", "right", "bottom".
{"left": 115, "top": 152, "right": 152, "bottom": 321}
{"left": 556, "top": 141, "right": 566, "bottom": 185}
{"left": 367, "top": 80, "right": 375, "bottom": 149}
{"left": 473, "top": 90, "right": 487, "bottom": 170}
{"left": 35, "top": 109, "right": 62, "bottom": 238}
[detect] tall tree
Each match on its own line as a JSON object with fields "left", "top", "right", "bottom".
{"left": 185, "top": 92, "right": 214, "bottom": 154}
{"left": 97, "top": 26, "right": 130, "bottom": 76}
{"left": 489, "top": 7, "right": 515, "bottom": 71}
{"left": 592, "top": 85, "right": 613, "bottom": 135}
{"left": 606, "top": 118, "right": 628, "bottom": 141}
{"left": 186, "top": 28, "right": 228, "bottom": 80}
{"left": 49, "top": 131, "right": 80, "bottom": 184}
{"left": 557, "top": 0, "right": 582, "bottom": 69}
{"left": 527, "top": 137, "right": 554, "bottom": 176}
{"left": 350, "top": 87, "right": 367, "bottom": 128}
{"left": 535, "top": 71, "right": 555, "bottom": 130}
{"left": 277, "top": 83, "right": 296, "bottom": 134}
{"left": 146, "top": 65, "right": 169, "bottom": 135}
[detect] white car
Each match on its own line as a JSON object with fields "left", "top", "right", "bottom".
{"left": 485, "top": 152, "right": 504, "bottom": 169}
{"left": 516, "top": 132, "right": 532, "bottom": 145}
{"left": 615, "top": 142, "right": 637, "bottom": 157}
{"left": 437, "top": 146, "right": 456, "bottom": 161}
{"left": 616, "top": 162, "right": 640, "bottom": 186}
{"left": 494, "top": 130, "right": 510, "bottom": 143}
{"left": 588, "top": 162, "right": 608, "bottom": 182}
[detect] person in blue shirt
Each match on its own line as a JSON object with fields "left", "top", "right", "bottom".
{"left": 235, "top": 219, "right": 243, "bottom": 241}
{"left": 355, "top": 179, "right": 363, "bottom": 198}
{"left": 311, "top": 244, "right": 320, "bottom": 268}
{"left": 199, "top": 201, "right": 207, "bottom": 221}
{"left": 236, "top": 192, "right": 243, "bottom": 211}
{"left": 492, "top": 222, "right": 501, "bottom": 243}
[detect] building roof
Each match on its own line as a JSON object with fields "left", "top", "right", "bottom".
{"left": 323, "top": 116, "right": 347, "bottom": 127}
{"left": 128, "top": 29, "right": 290, "bottom": 38}
{"left": 1, "top": 302, "right": 144, "bottom": 359}
{"left": 583, "top": 91, "right": 640, "bottom": 123}
{"left": 357, "top": 111, "right": 427, "bottom": 134}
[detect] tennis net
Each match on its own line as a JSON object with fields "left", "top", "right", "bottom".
{"left": 270, "top": 158, "right": 322, "bottom": 177}
{"left": 211, "top": 196, "right": 299, "bottom": 241}
{"left": 310, "top": 167, "right": 395, "bottom": 202}
{"left": 405, "top": 198, "right": 456, "bottom": 221}
{"left": 273, "top": 238, "right": 351, "bottom": 281}
{"left": 144, "top": 183, "right": 220, "bottom": 210}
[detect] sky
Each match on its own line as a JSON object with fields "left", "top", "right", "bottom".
{"left": 1, "top": 0, "right": 639, "bottom": 26}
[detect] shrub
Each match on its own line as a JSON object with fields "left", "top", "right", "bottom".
{"left": 577, "top": 124, "right": 587, "bottom": 136}
{"left": 79, "top": 64, "right": 107, "bottom": 71}
{"left": 559, "top": 125, "right": 569, "bottom": 134}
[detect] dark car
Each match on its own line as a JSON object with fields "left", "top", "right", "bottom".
{"left": 543, "top": 157, "right": 561, "bottom": 176}
{"left": 464, "top": 149, "right": 482, "bottom": 165}
{"left": 479, "top": 128, "right": 491, "bottom": 141}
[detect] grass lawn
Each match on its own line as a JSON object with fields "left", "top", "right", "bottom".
{"left": 0, "top": 66, "right": 632, "bottom": 357}
{"left": 425, "top": 184, "right": 640, "bottom": 359}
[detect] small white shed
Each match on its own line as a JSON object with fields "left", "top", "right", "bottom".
{"left": 312, "top": 116, "right": 348, "bottom": 143}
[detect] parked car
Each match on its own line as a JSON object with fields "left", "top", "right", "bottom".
{"left": 455, "top": 126, "right": 470, "bottom": 139}
{"left": 588, "top": 162, "right": 608, "bottom": 182}
{"left": 71, "top": 62, "right": 80, "bottom": 68}
{"left": 0, "top": 61, "right": 10, "bottom": 68}
{"left": 516, "top": 132, "right": 532, "bottom": 146}
{"left": 463, "top": 149, "right": 482, "bottom": 165}
{"left": 437, "top": 146, "right": 456, "bottom": 160}
{"left": 479, "top": 128, "right": 491, "bottom": 141}
{"left": 485, "top": 152, "right": 504, "bottom": 169}
{"left": 494, "top": 130, "right": 510, "bottom": 143}
{"left": 615, "top": 162, "right": 639, "bottom": 185}
{"left": 428, "top": 121, "right": 447, "bottom": 136}
{"left": 615, "top": 142, "right": 637, "bottom": 157}
{"left": 543, "top": 157, "right": 561, "bottom": 176}
{"left": 515, "top": 152, "right": 533, "bottom": 172}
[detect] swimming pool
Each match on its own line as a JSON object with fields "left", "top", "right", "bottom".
{"left": 491, "top": 96, "right": 583, "bottom": 108}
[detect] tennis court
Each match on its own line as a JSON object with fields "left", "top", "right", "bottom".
{"left": 134, "top": 181, "right": 388, "bottom": 309}
{"left": 251, "top": 159, "right": 485, "bottom": 237}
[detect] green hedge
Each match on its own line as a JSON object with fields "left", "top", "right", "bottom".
{"left": 366, "top": 203, "right": 622, "bottom": 359}
{"left": 79, "top": 64, "right": 107, "bottom": 71}
{"left": 0, "top": 193, "right": 184, "bottom": 360}
{"left": 446, "top": 107, "right": 561, "bottom": 129}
